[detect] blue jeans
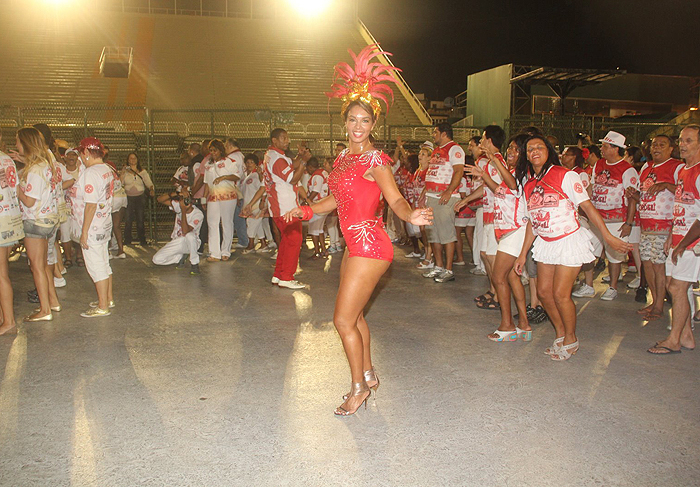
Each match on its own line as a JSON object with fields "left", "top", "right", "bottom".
{"left": 233, "top": 199, "right": 248, "bottom": 247}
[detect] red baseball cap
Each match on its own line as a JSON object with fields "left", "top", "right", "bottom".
{"left": 77, "top": 137, "right": 104, "bottom": 152}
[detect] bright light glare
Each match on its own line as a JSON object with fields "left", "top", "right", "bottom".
{"left": 44, "top": 0, "right": 73, "bottom": 5}
{"left": 288, "top": 0, "right": 332, "bottom": 17}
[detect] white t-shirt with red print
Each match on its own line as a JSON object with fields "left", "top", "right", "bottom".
{"left": 480, "top": 153, "right": 507, "bottom": 225}
{"left": 494, "top": 172, "right": 527, "bottom": 240}
{"left": 71, "top": 163, "right": 114, "bottom": 244}
{"left": 425, "top": 141, "right": 465, "bottom": 197}
{"left": 524, "top": 166, "right": 589, "bottom": 242}
{"left": 263, "top": 147, "right": 298, "bottom": 217}
{"left": 591, "top": 158, "right": 639, "bottom": 222}
{"left": 307, "top": 168, "right": 329, "bottom": 203}
{"left": 170, "top": 203, "right": 203, "bottom": 242}
{"left": 203, "top": 157, "right": 241, "bottom": 202}
{"left": 672, "top": 162, "right": 700, "bottom": 249}
{"left": 0, "top": 151, "right": 24, "bottom": 244}
{"left": 19, "top": 161, "right": 58, "bottom": 224}
{"left": 638, "top": 158, "right": 684, "bottom": 233}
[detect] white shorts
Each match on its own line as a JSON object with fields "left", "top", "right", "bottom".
{"left": 59, "top": 219, "right": 72, "bottom": 244}
{"left": 665, "top": 250, "right": 700, "bottom": 283}
{"left": 455, "top": 217, "right": 476, "bottom": 227}
{"left": 112, "top": 196, "right": 128, "bottom": 213}
{"left": 590, "top": 221, "right": 628, "bottom": 264}
{"left": 406, "top": 222, "right": 421, "bottom": 237}
{"left": 83, "top": 241, "right": 112, "bottom": 283}
{"left": 481, "top": 223, "right": 498, "bottom": 256}
{"left": 308, "top": 212, "right": 328, "bottom": 236}
{"left": 246, "top": 216, "right": 265, "bottom": 240}
{"left": 629, "top": 225, "right": 641, "bottom": 245}
{"left": 497, "top": 226, "right": 526, "bottom": 258}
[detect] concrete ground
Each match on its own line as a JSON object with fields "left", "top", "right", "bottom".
{"left": 0, "top": 242, "right": 699, "bottom": 487}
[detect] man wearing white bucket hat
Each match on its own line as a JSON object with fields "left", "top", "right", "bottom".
{"left": 590, "top": 130, "right": 640, "bottom": 301}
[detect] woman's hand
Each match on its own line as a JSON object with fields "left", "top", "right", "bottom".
{"left": 513, "top": 255, "right": 526, "bottom": 276}
{"left": 605, "top": 234, "right": 633, "bottom": 255}
{"left": 9, "top": 150, "right": 24, "bottom": 163}
{"left": 240, "top": 204, "right": 253, "bottom": 218}
{"left": 454, "top": 198, "right": 469, "bottom": 212}
{"left": 80, "top": 232, "right": 89, "bottom": 250}
{"left": 409, "top": 207, "right": 433, "bottom": 226}
{"left": 283, "top": 207, "right": 304, "bottom": 223}
{"left": 465, "top": 164, "right": 484, "bottom": 179}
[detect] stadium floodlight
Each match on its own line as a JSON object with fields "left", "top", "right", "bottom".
{"left": 43, "top": 0, "right": 73, "bottom": 4}
{"left": 288, "top": 0, "right": 333, "bottom": 17}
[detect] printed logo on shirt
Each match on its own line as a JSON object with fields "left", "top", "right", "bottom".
{"left": 574, "top": 183, "right": 584, "bottom": 193}
{"left": 85, "top": 184, "right": 94, "bottom": 194}
{"left": 218, "top": 162, "right": 225, "bottom": 169}
{"left": 455, "top": 152, "right": 463, "bottom": 158}
{"left": 25, "top": 183, "right": 32, "bottom": 192}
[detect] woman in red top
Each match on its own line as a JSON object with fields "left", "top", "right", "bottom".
{"left": 514, "top": 136, "right": 630, "bottom": 360}
{"left": 285, "top": 45, "right": 432, "bottom": 415}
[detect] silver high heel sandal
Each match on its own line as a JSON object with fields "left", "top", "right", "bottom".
{"left": 335, "top": 381, "right": 370, "bottom": 416}
{"left": 343, "top": 368, "right": 380, "bottom": 400}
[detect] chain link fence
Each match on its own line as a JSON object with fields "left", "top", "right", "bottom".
{"left": 505, "top": 114, "right": 682, "bottom": 148}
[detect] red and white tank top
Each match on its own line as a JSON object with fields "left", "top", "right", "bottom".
{"left": 672, "top": 162, "right": 700, "bottom": 248}
{"left": 456, "top": 175, "right": 476, "bottom": 219}
{"left": 493, "top": 169, "right": 526, "bottom": 240}
{"left": 638, "top": 158, "right": 683, "bottom": 233}
{"left": 425, "top": 141, "right": 465, "bottom": 196}
{"left": 480, "top": 153, "right": 507, "bottom": 225}
{"left": 263, "top": 146, "right": 298, "bottom": 217}
{"left": 591, "top": 158, "right": 639, "bottom": 221}
{"left": 524, "top": 166, "right": 589, "bottom": 242}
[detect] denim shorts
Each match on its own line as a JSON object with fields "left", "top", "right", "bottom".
{"left": 23, "top": 219, "right": 58, "bottom": 239}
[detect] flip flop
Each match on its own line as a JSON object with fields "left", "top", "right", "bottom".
{"left": 474, "top": 291, "right": 494, "bottom": 303}
{"left": 656, "top": 341, "right": 694, "bottom": 351}
{"left": 647, "top": 345, "right": 681, "bottom": 354}
{"left": 476, "top": 297, "right": 500, "bottom": 310}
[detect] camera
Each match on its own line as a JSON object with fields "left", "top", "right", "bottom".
{"left": 170, "top": 192, "right": 191, "bottom": 206}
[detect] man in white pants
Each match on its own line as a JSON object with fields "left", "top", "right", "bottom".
{"left": 153, "top": 191, "right": 204, "bottom": 275}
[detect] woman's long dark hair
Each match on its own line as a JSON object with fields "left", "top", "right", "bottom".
{"left": 515, "top": 135, "right": 561, "bottom": 183}
{"left": 126, "top": 152, "right": 142, "bottom": 172}
{"left": 507, "top": 133, "right": 530, "bottom": 188}
{"left": 566, "top": 146, "right": 586, "bottom": 169}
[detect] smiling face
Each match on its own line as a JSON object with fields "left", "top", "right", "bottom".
{"left": 505, "top": 140, "right": 520, "bottom": 168}
{"left": 128, "top": 153, "right": 138, "bottom": 167}
{"left": 209, "top": 146, "right": 223, "bottom": 160}
{"left": 245, "top": 159, "right": 257, "bottom": 173}
{"left": 345, "top": 104, "right": 375, "bottom": 145}
{"left": 526, "top": 138, "right": 549, "bottom": 172}
{"left": 650, "top": 137, "right": 673, "bottom": 163}
{"left": 468, "top": 140, "right": 483, "bottom": 159}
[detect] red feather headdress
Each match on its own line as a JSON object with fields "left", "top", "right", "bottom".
{"left": 326, "top": 44, "right": 401, "bottom": 118}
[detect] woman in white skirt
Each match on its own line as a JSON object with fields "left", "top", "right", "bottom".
{"left": 514, "top": 135, "right": 631, "bottom": 360}
{"left": 241, "top": 154, "right": 269, "bottom": 253}
{"left": 465, "top": 133, "right": 531, "bottom": 340}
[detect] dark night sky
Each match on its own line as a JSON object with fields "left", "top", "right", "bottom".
{"left": 360, "top": 0, "right": 700, "bottom": 100}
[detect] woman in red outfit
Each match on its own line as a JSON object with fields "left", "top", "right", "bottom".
{"left": 285, "top": 45, "right": 432, "bottom": 415}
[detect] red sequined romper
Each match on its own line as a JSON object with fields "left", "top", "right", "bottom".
{"left": 328, "top": 149, "right": 395, "bottom": 262}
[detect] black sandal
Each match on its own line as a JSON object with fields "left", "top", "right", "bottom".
{"left": 476, "top": 297, "right": 500, "bottom": 310}
{"left": 64, "top": 259, "right": 73, "bottom": 268}
{"left": 474, "top": 291, "right": 494, "bottom": 303}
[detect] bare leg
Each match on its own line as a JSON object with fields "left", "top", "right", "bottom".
{"left": 466, "top": 226, "right": 475, "bottom": 260}
{"left": 113, "top": 208, "right": 125, "bottom": 255}
{"left": 652, "top": 278, "right": 695, "bottom": 352}
{"left": 552, "top": 264, "right": 582, "bottom": 347}
{"left": 491, "top": 252, "right": 529, "bottom": 334}
{"left": 0, "top": 247, "right": 16, "bottom": 335}
{"left": 444, "top": 242, "right": 455, "bottom": 271}
{"left": 433, "top": 242, "right": 444, "bottom": 268}
{"left": 54, "top": 240, "right": 65, "bottom": 276}
{"left": 481, "top": 251, "right": 497, "bottom": 300}
{"left": 609, "top": 262, "right": 621, "bottom": 290}
{"left": 455, "top": 227, "right": 465, "bottom": 263}
{"left": 24, "top": 237, "right": 51, "bottom": 318}
{"left": 537, "top": 263, "right": 564, "bottom": 341}
{"left": 44, "top": 263, "right": 60, "bottom": 308}
{"left": 95, "top": 278, "right": 110, "bottom": 310}
{"left": 333, "top": 255, "right": 390, "bottom": 413}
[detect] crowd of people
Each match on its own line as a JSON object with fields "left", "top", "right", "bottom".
{"left": 1, "top": 49, "right": 699, "bottom": 414}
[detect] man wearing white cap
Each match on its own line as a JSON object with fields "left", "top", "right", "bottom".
{"left": 590, "top": 130, "right": 639, "bottom": 301}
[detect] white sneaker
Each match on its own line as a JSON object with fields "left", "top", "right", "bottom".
{"left": 242, "top": 248, "right": 255, "bottom": 255}
{"left": 114, "top": 253, "right": 126, "bottom": 259}
{"left": 572, "top": 283, "right": 595, "bottom": 298}
{"left": 271, "top": 276, "right": 280, "bottom": 284}
{"left": 453, "top": 261, "right": 466, "bottom": 266}
{"left": 600, "top": 287, "right": 618, "bottom": 301}
{"left": 54, "top": 277, "right": 67, "bottom": 288}
{"left": 423, "top": 267, "right": 443, "bottom": 278}
{"left": 627, "top": 276, "right": 641, "bottom": 289}
{"left": 278, "top": 279, "right": 306, "bottom": 289}
{"left": 270, "top": 251, "right": 278, "bottom": 260}
{"left": 434, "top": 269, "right": 455, "bottom": 282}
{"left": 61, "top": 267, "right": 67, "bottom": 275}
{"left": 602, "top": 274, "right": 610, "bottom": 283}
{"left": 405, "top": 251, "right": 422, "bottom": 258}
{"left": 470, "top": 267, "right": 487, "bottom": 276}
